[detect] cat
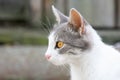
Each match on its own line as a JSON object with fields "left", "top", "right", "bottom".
{"left": 45, "top": 6, "right": 120, "bottom": 80}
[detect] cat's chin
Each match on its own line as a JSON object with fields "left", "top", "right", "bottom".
{"left": 49, "top": 59, "right": 67, "bottom": 66}
{"left": 52, "top": 62, "right": 64, "bottom": 66}
{"left": 49, "top": 60, "right": 66, "bottom": 66}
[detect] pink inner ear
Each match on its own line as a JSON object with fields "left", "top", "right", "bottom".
{"left": 70, "top": 9, "right": 82, "bottom": 29}
{"left": 69, "top": 9, "right": 85, "bottom": 34}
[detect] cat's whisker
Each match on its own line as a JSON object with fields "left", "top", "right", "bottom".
{"left": 57, "top": 65, "right": 70, "bottom": 74}
{"left": 55, "top": 65, "right": 65, "bottom": 74}
{"left": 60, "top": 66, "right": 65, "bottom": 73}
{"left": 62, "top": 64, "right": 70, "bottom": 72}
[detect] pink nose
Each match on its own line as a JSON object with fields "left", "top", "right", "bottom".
{"left": 45, "top": 54, "right": 51, "bottom": 60}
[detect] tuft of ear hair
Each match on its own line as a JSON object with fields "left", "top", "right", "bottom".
{"left": 69, "top": 8, "right": 85, "bottom": 35}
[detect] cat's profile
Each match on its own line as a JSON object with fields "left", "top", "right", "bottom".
{"left": 45, "top": 6, "right": 120, "bottom": 80}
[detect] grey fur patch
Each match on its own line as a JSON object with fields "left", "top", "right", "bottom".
{"left": 51, "top": 22, "right": 89, "bottom": 55}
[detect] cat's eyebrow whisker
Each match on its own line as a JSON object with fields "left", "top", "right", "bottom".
{"left": 44, "top": 17, "right": 51, "bottom": 31}
{"left": 44, "top": 16, "right": 53, "bottom": 32}
{"left": 42, "top": 22, "right": 50, "bottom": 33}
{"left": 40, "top": 21, "right": 50, "bottom": 33}
{"left": 46, "top": 16, "right": 52, "bottom": 29}
{"left": 40, "top": 24, "right": 49, "bottom": 34}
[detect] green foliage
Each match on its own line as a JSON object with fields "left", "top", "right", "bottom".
{"left": 20, "top": 37, "right": 48, "bottom": 45}
{"left": 0, "top": 28, "right": 48, "bottom": 45}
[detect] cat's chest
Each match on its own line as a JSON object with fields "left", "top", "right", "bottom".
{"left": 70, "top": 62, "right": 95, "bottom": 80}
{"left": 70, "top": 64, "right": 108, "bottom": 80}
{"left": 69, "top": 51, "right": 120, "bottom": 80}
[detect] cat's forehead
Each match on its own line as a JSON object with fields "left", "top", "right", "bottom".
{"left": 53, "top": 22, "right": 68, "bottom": 32}
{"left": 49, "top": 23, "right": 68, "bottom": 41}
{"left": 49, "top": 22, "right": 80, "bottom": 41}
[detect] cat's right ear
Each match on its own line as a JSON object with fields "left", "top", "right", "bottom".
{"left": 52, "top": 5, "right": 68, "bottom": 24}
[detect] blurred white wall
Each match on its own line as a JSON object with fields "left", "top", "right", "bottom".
{"left": 69, "top": 0, "right": 114, "bottom": 27}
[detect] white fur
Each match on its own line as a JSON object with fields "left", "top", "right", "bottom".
{"left": 69, "top": 25, "right": 120, "bottom": 80}
{"left": 70, "top": 44, "right": 120, "bottom": 80}
{"left": 45, "top": 24, "right": 120, "bottom": 80}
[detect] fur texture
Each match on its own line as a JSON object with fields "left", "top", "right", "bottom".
{"left": 45, "top": 6, "right": 120, "bottom": 80}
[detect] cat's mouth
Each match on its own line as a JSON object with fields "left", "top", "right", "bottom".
{"left": 46, "top": 56, "right": 67, "bottom": 66}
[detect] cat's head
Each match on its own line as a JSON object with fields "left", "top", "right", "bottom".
{"left": 45, "top": 6, "right": 100, "bottom": 65}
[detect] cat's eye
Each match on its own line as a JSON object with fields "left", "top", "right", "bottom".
{"left": 56, "top": 41, "right": 64, "bottom": 48}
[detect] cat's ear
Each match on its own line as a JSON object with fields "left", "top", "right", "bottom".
{"left": 52, "top": 5, "right": 68, "bottom": 24}
{"left": 69, "top": 8, "right": 85, "bottom": 35}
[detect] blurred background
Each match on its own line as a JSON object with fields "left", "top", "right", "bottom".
{"left": 0, "top": 0, "right": 120, "bottom": 80}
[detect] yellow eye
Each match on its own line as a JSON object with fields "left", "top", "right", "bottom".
{"left": 56, "top": 41, "right": 64, "bottom": 48}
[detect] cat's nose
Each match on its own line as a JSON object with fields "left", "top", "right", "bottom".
{"left": 45, "top": 54, "right": 51, "bottom": 60}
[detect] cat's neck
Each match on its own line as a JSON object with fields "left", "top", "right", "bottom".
{"left": 85, "top": 25, "right": 103, "bottom": 47}
{"left": 70, "top": 54, "right": 95, "bottom": 80}
{"left": 69, "top": 45, "right": 103, "bottom": 80}
{"left": 69, "top": 26, "right": 106, "bottom": 80}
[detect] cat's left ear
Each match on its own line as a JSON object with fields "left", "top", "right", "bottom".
{"left": 69, "top": 8, "right": 85, "bottom": 35}
{"left": 52, "top": 5, "right": 68, "bottom": 24}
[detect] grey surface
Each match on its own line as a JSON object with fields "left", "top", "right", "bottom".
{"left": 0, "top": 46, "right": 69, "bottom": 80}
